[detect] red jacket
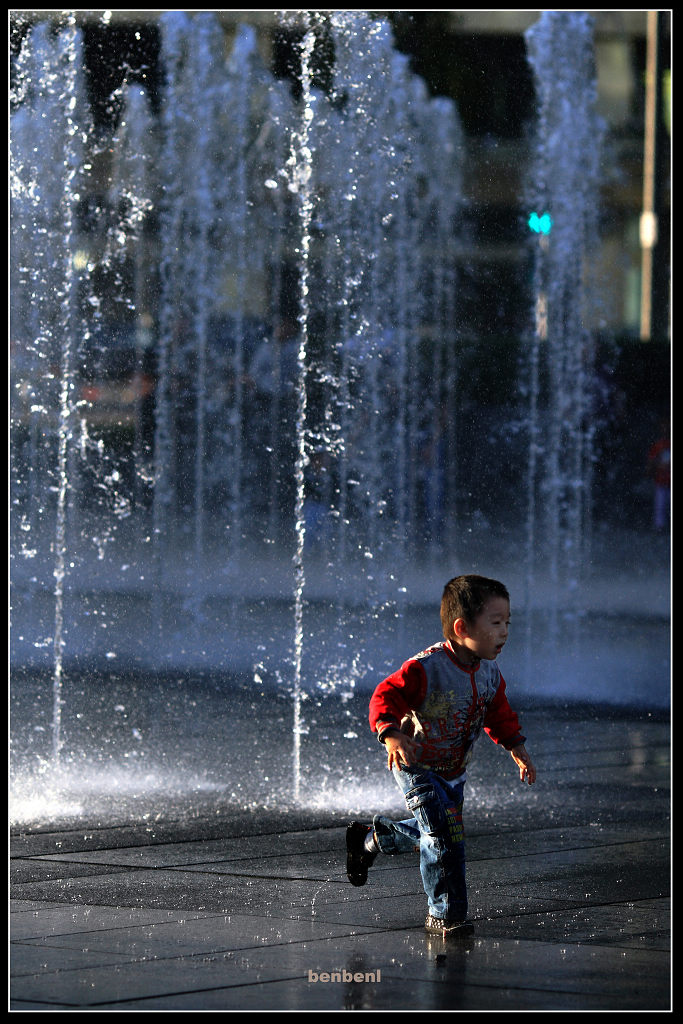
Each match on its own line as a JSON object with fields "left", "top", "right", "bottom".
{"left": 369, "top": 640, "right": 525, "bottom": 780}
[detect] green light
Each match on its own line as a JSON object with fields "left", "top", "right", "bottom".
{"left": 528, "top": 211, "right": 553, "bottom": 235}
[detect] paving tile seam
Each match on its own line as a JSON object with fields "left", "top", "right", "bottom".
{"left": 68, "top": 973, "right": 321, "bottom": 1009}
{"left": 13, "top": 866, "right": 431, "bottom": 889}
{"left": 304, "top": 903, "right": 664, "bottom": 934}
{"left": 10, "top": 929, "right": 393, "bottom": 976}
{"left": 11, "top": 799, "right": 671, "bottom": 841}
{"left": 11, "top": 864, "right": 150, "bottom": 882}
{"left": 454, "top": 821, "right": 669, "bottom": 840}
{"left": 374, "top": 970, "right": 671, "bottom": 1004}
{"left": 481, "top": 894, "right": 670, "bottom": 919}
{"left": 297, "top": 895, "right": 672, "bottom": 932}
{"left": 11, "top": 921, "right": 389, "bottom": 949}
{"left": 375, "top": 956, "right": 670, "bottom": 984}
{"left": 13, "top": 878, "right": 664, "bottom": 916}
{"left": 9, "top": 930, "right": 671, "bottom": 975}
{"left": 15, "top": 883, "right": 659, "bottom": 917}
{"left": 278, "top": 904, "right": 574, "bottom": 927}
{"left": 472, "top": 928, "right": 671, "bottom": 951}
{"left": 10, "top": 821, "right": 351, "bottom": 846}
{"left": 9, "top": 821, "right": 653, "bottom": 855}
{"left": 489, "top": 894, "right": 670, "bottom": 912}
{"left": 8, "top": 921, "right": 357, "bottom": 944}
{"left": 443, "top": 836, "right": 671, "bottom": 866}
{"left": 267, "top": 884, "right": 670, "bottom": 914}
{"left": 13, "top": 861, "right": 344, "bottom": 883}
{"left": 163, "top": 871, "right": 343, "bottom": 883}
{"left": 16, "top": 973, "right": 583, "bottom": 1012}
{"left": 8, "top": 905, "right": 222, "bottom": 921}
{"left": 24, "top": 849, "right": 342, "bottom": 866}
{"left": 507, "top": 939, "right": 670, "bottom": 962}
{"left": 9, "top": 905, "right": 386, "bottom": 927}
{"left": 302, "top": 906, "right": 593, "bottom": 930}
{"left": 9, "top": 940, "right": 146, "bottom": 977}
{"left": 7, "top": 944, "right": 347, "bottom": 975}
{"left": 578, "top": 935, "right": 671, "bottom": 952}
{"left": 9, "top": 997, "right": 83, "bottom": 1011}
{"left": 10, "top": 923, "right": 385, "bottom": 946}
{"left": 17, "top": 832, "right": 670, "bottom": 874}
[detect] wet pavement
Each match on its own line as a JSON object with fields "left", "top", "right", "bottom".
{"left": 10, "top": 701, "right": 670, "bottom": 1011}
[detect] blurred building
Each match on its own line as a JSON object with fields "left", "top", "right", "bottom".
{"left": 29, "top": 9, "right": 670, "bottom": 341}
{"left": 10, "top": 9, "right": 670, "bottom": 345}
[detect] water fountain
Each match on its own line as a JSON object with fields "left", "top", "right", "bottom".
{"left": 523, "top": 10, "right": 604, "bottom": 647}
{"left": 10, "top": 10, "right": 669, "bottom": 828}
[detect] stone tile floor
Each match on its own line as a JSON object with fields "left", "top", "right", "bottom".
{"left": 10, "top": 704, "right": 670, "bottom": 1010}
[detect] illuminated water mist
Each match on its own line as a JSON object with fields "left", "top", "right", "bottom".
{"left": 10, "top": 11, "right": 668, "bottom": 826}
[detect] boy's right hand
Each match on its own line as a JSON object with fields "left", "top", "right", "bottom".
{"left": 383, "top": 730, "right": 421, "bottom": 770}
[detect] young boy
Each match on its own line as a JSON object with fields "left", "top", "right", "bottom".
{"left": 346, "top": 574, "right": 536, "bottom": 937}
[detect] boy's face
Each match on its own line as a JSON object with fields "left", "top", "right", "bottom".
{"left": 453, "top": 596, "right": 510, "bottom": 663}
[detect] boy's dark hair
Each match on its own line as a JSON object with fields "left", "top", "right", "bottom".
{"left": 440, "top": 575, "right": 510, "bottom": 640}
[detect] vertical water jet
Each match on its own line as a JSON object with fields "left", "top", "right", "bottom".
{"left": 11, "top": 16, "right": 91, "bottom": 765}
{"left": 285, "top": 17, "right": 318, "bottom": 803}
{"left": 524, "top": 11, "right": 604, "bottom": 644}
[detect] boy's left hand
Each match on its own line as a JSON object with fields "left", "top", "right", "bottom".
{"left": 510, "top": 743, "right": 536, "bottom": 785}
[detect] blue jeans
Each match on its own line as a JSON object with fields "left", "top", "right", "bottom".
{"left": 373, "top": 766, "right": 467, "bottom": 921}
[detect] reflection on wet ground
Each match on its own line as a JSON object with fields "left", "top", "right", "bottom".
{"left": 11, "top": 690, "right": 670, "bottom": 1010}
